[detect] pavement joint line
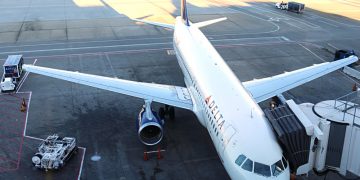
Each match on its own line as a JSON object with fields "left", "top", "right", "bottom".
{"left": 0, "top": 36, "right": 287, "bottom": 55}
{"left": 0, "top": 36, "right": 292, "bottom": 56}
{"left": 318, "top": 20, "right": 339, "bottom": 28}
{"left": 0, "top": 36, "right": 173, "bottom": 49}
{"left": 0, "top": 41, "right": 298, "bottom": 61}
{"left": 0, "top": 42, "right": 172, "bottom": 55}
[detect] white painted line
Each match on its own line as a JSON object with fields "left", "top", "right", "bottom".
{"left": 210, "top": 36, "right": 286, "bottom": 42}
{"left": 0, "top": 36, "right": 173, "bottom": 50}
{"left": 0, "top": 37, "right": 288, "bottom": 58}
{"left": 281, "top": 36, "right": 290, "bottom": 41}
{"left": 318, "top": 20, "right": 339, "bottom": 27}
{"left": 145, "top": 149, "right": 166, "bottom": 154}
{"left": 327, "top": 43, "right": 339, "bottom": 51}
{"left": 299, "top": 43, "right": 359, "bottom": 84}
{"left": 248, "top": 4, "right": 321, "bottom": 29}
{"left": 23, "top": 91, "right": 32, "bottom": 136}
{"left": 207, "top": 0, "right": 281, "bottom": 35}
{"left": 24, "top": 135, "right": 44, "bottom": 141}
{"left": 283, "top": 21, "right": 306, "bottom": 31}
{"left": 298, "top": 43, "right": 325, "bottom": 62}
{"left": 0, "top": 42, "right": 172, "bottom": 55}
{"left": 77, "top": 147, "right": 86, "bottom": 180}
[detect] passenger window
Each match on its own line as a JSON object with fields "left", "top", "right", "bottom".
{"left": 241, "top": 159, "right": 253, "bottom": 172}
{"left": 254, "top": 162, "right": 271, "bottom": 177}
{"left": 271, "top": 160, "right": 284, "bottom": 176}
{"left": 235, "top": 154, "right": 246, "bottom": 166}
{"left": 282, "top": 157, "right": 288, "bottom": 169}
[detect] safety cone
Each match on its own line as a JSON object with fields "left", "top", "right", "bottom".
{"left": 143, "top": 151, "right": 149, "bottom": 161}
{"left": 20, "top": 98, "right": 27, "bottom": 112}
{"left": 157, "top": 147, "right": 162, "bottom": 160}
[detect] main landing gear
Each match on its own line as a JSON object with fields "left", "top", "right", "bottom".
{"left": 158, "top": 105, "right": 175, "bottom": 120}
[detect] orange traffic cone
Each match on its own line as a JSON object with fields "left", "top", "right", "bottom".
{"left": 143, "top": 151, "right": 149, "bottom": 161}
{"left": 20, "top": 98, "right": 27, "bottom": 112}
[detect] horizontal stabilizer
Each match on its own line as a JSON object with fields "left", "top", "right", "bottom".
{"left": 132, "top": 18, "right": 174, "bottom": 29}
{"left": 194, "top": 17, "right": 227, "bottom": 28}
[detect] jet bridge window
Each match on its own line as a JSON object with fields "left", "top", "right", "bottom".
{"left": 241, "top": 158, "right": 253, "bottom": 172}
{"left": 235, "top": 154, "right": 246, "bottom": 166}
{"left": 271, "top": 160, "right": 285, "bottom": 176}
{"left": 254, "top": 162, "right": 271, "bottom": 177}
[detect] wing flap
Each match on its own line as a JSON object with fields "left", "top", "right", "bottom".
{"left": 23, "top": 65, "right": 193, "bottom": 110}
{"left": 243, "top": 56, "right": 358, "bottom": 103}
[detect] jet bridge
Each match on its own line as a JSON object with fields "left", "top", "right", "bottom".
{"left": 264, "top": 99, "right": 324, "bottom": 175}
{"left": 265, "top": 91, "right": 360, "bottom": 178}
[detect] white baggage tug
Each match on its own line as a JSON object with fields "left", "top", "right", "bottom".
{"left": 32, "top": 134, "right": 77, "bottom": 170}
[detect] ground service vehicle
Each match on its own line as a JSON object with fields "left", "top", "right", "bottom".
{"left": 275, "top": 1, "right": 305, "bottom": 13}
{"left": 1, "top": 55, "right": 24, "bottom": 92}
{"left": 32, "top": 135, "right": 77, "bottom": 170}
{"left": 287, "top": 2, "right": 305, "bottom": 13}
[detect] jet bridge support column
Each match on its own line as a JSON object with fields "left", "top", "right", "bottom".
{"left": 314, "top": 120, "right": 331, "bottom": 172}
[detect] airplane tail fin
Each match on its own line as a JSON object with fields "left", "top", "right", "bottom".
{"left": 181, "top": 0, "right": 190, "bottom": 26}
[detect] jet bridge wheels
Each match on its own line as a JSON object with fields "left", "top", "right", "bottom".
{"left": 159, "top": 105, "right": 175, "bottom": 120}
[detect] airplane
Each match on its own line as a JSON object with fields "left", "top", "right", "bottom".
{"left": 22, "top": 0, "right": 358, "bottom": 179}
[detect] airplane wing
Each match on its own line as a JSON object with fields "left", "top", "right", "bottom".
{"left": 22, "top": 65, "right": 193, "bottom": 110}
{"left": 243, "top": 56, "right": 358, "bottom": 103}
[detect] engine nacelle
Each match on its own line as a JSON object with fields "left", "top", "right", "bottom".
{"left": 137, "top": 107, "right": 164, "bottom": 146}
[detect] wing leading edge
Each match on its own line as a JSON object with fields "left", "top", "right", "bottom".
{"left": 243, "top": 56, "right": 359, "bottom": 103}
{"left": 23, "top": 65, "right": 193, "bottom": 110}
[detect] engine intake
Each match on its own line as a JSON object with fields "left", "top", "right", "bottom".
{"left": 137, "top": 107, "right": 163, "bottom": 146}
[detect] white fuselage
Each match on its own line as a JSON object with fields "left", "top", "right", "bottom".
{"left": 172, "top": 17, "right": 290, "bottom": 179}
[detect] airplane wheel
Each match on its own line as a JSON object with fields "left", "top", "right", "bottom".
{"left": 159, "top": 107, "right": 165, "bottom": 120}
{"left": 169, "top": 107, "right": 175, "bottom": 120}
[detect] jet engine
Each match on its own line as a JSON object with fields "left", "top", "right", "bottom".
{"left": 137, "top": 106, "right": 164, "bottom": 146}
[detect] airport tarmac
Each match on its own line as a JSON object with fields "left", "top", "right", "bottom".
{"left": 1, "top": 0, "right": 360, "bottom": 180}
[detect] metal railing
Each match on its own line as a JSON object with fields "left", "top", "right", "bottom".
{"left": 334, "top": 90, "right": 360, "bottom": 122}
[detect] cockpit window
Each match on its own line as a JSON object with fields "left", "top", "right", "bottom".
{"left": 254, "top": 162, "right": 271, "bottom": 177}
{"left": 235, "top": 154, "right": 246, "bottom": 166}
{"left": 271, "top": 160, "right": 285, "bottom": 176}
{"left": 282, "top": 157, "right": 288, "bottom": 169}
{"left": 241, "top": 158, "right": 253, "bottom": 172}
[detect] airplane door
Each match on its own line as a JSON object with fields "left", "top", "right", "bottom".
{"left": 219, "top": 125, "right": 236, "bottom": 152}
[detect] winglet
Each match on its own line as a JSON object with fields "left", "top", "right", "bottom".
{"left": 194, "top": 17, "right": 227, "bottom": 28}
{"left": 132, "top": 18, "right": 174, "bottom": 29}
